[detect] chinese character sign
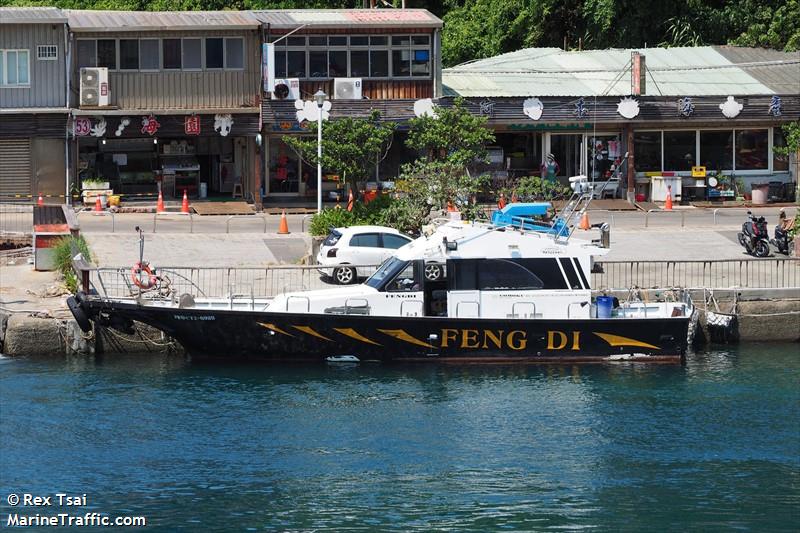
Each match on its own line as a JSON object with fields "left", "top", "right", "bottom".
{"left": 185, "top": 116, "right": 201, "bottom": 135}
{"left": 678, "top": 97, "right": 695, "bottom": 117}
{"left": 769, "top": 96, "right": 782, "bottom": 117}
{"left": 74, "top": 117, "right": 91, "bottom": 136}
{"left": 141, "top": 115, "right": 161, "bottom": 135}
{"left": 574, "top": 97, "right": 588, "bottom": 118}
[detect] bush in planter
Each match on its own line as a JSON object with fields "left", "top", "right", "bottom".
{"left": 82, "top": 178, "right": 109, "bottom": 190}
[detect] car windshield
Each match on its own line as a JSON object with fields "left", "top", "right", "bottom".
{"left": 322, "top": 230, "right": 342, "bottom": 246}
{"left": 365, "top": 256, "right": 408, "bottom": 289}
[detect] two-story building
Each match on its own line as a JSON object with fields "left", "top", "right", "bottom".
{"left": 66, "top": 10, "right": 262, "bottom": 201}
{"left": 0, "top": 7, "right": 70, "bottom": 202}
{"left": 255, "top": 9, "right": 443, "bottom": 200}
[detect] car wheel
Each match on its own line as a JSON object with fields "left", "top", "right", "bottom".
{"left": 333, "top": 266, "right": 357, "bottom": 285}
{"left": 424, "top": 264, "right": 443, "bottom": 281}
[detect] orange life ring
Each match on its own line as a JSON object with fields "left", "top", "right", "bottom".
{"left": 131, "top": 262, "right": 157, "bottom": 289}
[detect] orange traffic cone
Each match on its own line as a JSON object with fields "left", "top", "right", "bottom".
{"left": 346, "top": 189, "right": 354, "bottom": 212}
{"left": 37, "top": 194, "right": 44, "bottom": 206}
{"left": 579, "top": 211, "right": 590, "bottom": 230}
{"left": 94, "top": 196, "right": 103, "bottom": 212}
{"left": 181, "top": 189, "right": 190, "bottom": 214}
{"left": 511, "top": 190, "right": 519, "bottom": 203}
{"left": 497, "top": 192, "right": 507, "bottom": 210}
{"left": 665, "top": 185, "right": 673, "bottom": 211}
{"left": 447, "top": 201, "right": 456, "bottom": 212}
{"left": 278, "top": 210, "right": 290, "bottom": 234}
{"left": 156, "top": 190, "right": 165, "bottom": 213}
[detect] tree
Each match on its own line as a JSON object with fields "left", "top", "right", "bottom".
{"left": 283, "top": 110, "right": 395, "bottom": 198}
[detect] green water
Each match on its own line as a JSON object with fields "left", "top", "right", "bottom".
{"left": 1, "top": 344, "right": 798, "bottom": 531}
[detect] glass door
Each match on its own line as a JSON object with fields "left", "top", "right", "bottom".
{"left": 548, "top": 134, "right": 583, "bottom": 178}
{"left": 268, "top": 137, "right": 300, "bottom": 195}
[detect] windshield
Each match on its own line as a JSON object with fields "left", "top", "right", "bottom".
{"left": 365, "top": 257, "right": 408, "bottom": 289}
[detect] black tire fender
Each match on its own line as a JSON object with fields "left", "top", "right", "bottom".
{"left": 67, "top": 296, "right": 92, "bottom": 333}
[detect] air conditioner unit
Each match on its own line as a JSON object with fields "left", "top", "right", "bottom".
{"left": 80, "top": 67, "right": 110, "bottom": 107}
{"left": 271, "top": 78, "right": 300, "bottom": 100}
{"left": 334, "top": 78, "right": 362, "bottom": 100}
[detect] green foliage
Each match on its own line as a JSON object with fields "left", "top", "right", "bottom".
{"left": 405, "top": 97, "right": 494, "bottom": 166}
{"left": 53, "top": 236, "right": 91, "bottom": 294}
{"left": 308, "top": 206, "right": 357, "bottom": 237}
{"left": 283, "top": 111, "right": 395, "bottom": 198}
{"left": 513, "top": 176, "right": 571, "bottom": 202}
{"left": 774, "top": 121, "right": 800, "bottom": 156}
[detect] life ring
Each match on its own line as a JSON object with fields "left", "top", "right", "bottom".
{"left": 131, "top": 262, "right": 157, "bottom": 289}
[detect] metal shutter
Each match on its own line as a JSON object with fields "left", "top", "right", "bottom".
{"left": 0, "top": 139, "right": 32, "bottom": 198}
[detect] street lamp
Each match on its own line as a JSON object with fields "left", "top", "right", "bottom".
{"left": 314, "top": 89, "right": 327, "bottom": 213}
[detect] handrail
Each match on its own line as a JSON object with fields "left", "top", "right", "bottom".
{"left": 76, "top": 209, "right": 115, "bottom": 232}
{"left": 153, "top": 211, "right": 193, "bottom": 233}
{"left": 344, "top": 298, "right": 370, "bottom": 315}
{"left": 285, "top": 295, "right": 310, "bottom": 312}
{"left": 301, "top": 214, "right": 314, "bottom": 233}
{"left": 400, "top": 299, "right": 424, "bottom": 316}
{"left": 226, "top": 214, "right": 267, "bottom": 233}
{"left": 645, "top": 209, "right": 685, "bottom": 227}
{"left": 455, "top": 300, "right": 480, "bottom": 318}
{"left": 511, "top": 301, "right": 536, "bottom": 318}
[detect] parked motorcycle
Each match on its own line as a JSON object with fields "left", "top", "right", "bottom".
{"left": 770, "top": 212, "right": 794, "bottom": 255}
{"left": 737, "top": 211, "right": 770, "bottom": 257}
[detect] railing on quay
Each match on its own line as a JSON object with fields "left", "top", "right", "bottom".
{"left": 592, "top": 259, "right": 800, "bottom": 290}
{"left": 0, "top": 203, "right": 33, "bottom": 235}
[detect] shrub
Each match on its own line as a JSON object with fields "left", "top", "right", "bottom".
{"left": 308, "top": 207, "right": 358, "bottom": 236}
{"left": 53, "top": 236, "right": 91, "bottom": 293}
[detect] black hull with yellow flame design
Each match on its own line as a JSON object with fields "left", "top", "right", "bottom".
{"left": 83, "top": 300, "right": 690, "bottom": 363}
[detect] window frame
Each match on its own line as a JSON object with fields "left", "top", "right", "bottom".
{"left": 139, "top": 39, "right": 161, "bottom": 72}
{"left": 223, "top": 37, "right": 245, "bottom": 70}
{"left": 181, "top": 37, "right": 203, "bottom": 72}
{"left": 0, "top": 49, "right": 31, "bottom": 87}
{"left": 118, "top": 38, "right": 140, "bottom": 71}
{"left": 204, "top": 37, "right": 225, "bottom": 70}
{"left": 36, "top": 45, "right": 58, "bottom": 61}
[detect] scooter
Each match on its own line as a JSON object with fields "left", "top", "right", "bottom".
{"left": 737, "top": 211, "right": 770, "bottom": 257}
{"left": 770, "top": 223, "right": 793, "bottom": 255}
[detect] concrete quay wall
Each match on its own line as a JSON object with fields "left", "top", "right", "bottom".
{"left": 0, "top": 292, "right": 797, "bottom": 358}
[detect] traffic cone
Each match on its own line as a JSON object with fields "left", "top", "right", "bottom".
{"left": 94, "top": 196, "right": 102, "bottom": 212}
{"left": 497, "top": 192, "right": 507, "bottom": 210}
{"left": 181, "top": 189, "right": 190, "bottom": 214}
{"left": 579, "top": 211, "right": 590, "bottom": 230}
{"left": 665, "top": 185, "right": 673, "bottom": 211}
{"left": 346, "top": 189, "right": 354, "bottom": 212}
{"left": 156, "top": 190, "right": 165, "bottom": 213}
{"left": 278, "top": 210, "right": 290, "bottom": 234}
{"left": 511, "top": 190, "right": 519, "bottom": 203}
{"left": 447, "top": 201, "right": 456, "bottom": 212}
{"left": 37, "top": 194, "right": 44, "bottom": 206}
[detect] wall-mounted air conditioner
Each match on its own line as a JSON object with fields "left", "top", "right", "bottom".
{"left": 333, "top": 78, "right": 362, "bottom": 100}
{"left": 271, "top": 78, "right": 300, "bottom": 100}
{"left": 80, "top": 67, "right": 109, "bottom": 107}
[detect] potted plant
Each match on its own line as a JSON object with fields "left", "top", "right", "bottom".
{"left": 81, "top": 177, "right": 110, "bottom": 190}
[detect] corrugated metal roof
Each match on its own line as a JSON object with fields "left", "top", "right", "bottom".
{"left": 65, "top": 10, "right": 260, "bottom": 32}
{"left": 0, "top": 7, "right": 67, "bottom": 24}
{"left": 253, "top": 9, "right": 442, "bottom": 29}
{"left": 443, "top": 46, "right": 799, "bottom": 97}
{"left": 713, "top": 46, "right": 800, "bottom": 95}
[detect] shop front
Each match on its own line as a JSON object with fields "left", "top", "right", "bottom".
{"left": 71, "top": 112, "right": 259, "bottom": 201}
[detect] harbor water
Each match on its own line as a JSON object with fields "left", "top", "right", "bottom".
{"left": 1, "top": 345, "right": 798, "bottom": 531}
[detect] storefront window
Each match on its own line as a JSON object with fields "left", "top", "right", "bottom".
{"left": 735, "top": 129, "right": 768, "bottom": 170}
{"left": 587, "top": 135, "right": 622, "bottom": 179}
{"left": 633, "top": 132, "right": 661, "bottom": 172}
{"left": 663, "top": 131, "right": 696, "bottom": 171}
{"left": 269, "top": 138, "right": 300, "bottom": 193}
{"left": 700, "top": 130, "right": 733, "bottom": 171}
{"left": 774, "top": 128, "right": 789, "bottom": 171}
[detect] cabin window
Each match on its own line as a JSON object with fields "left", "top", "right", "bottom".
{"left": 139, "top": 40, "right": 160, "bottom": 70}
{"left": 163, "top": 39, "right": 181, "bottom": 70}
{"left": 0, "top": 50, "right": 29, "bottom": 86}
{"left": 36, "top": 45, "right": 58, "bottom": 61}
{"left": 205, "top": 38, "right": 224, "bottom": 69}
{"left": 386, "top": 262, "right": 417, "bottom": 292}
{"left": 365, "top": 257, "right": 407, "bottom": 289}
{"left": 329, "top": 50, "right": 348, "bottom": 77}
{"left": 97, "top": 40, "right": 116, "bottom": 70}
{"left": 449, "top": 258, "right": 568, "bottom": 291}
{"left": 119, "top": 39, "right": 139, "bottom": 70}
{"left": 350, "top": 50, "right": 369, "bottom": 77}
{"left": 183, "top": 39, "right": 202, "bottom": 70}
{"left": 392, "top": 49, "right": 410, "bottom": 77}
{"left": 225, "top": 38, "right": 244, "bottom": 69}
{"left": 309, "top": 50, "right": 327, "bottom": 78}
{"left": 370, "top": 50, "right": 389, "bottom": 77}
{"left": 350, "top": 36, "right": 368, "bottom": 46}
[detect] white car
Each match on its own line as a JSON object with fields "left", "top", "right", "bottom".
{"left": 317, "top": 225, "right": 413, "bottom": 284}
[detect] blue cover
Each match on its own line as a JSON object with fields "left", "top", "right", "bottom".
{"left": 490, "top": 202, "right": 567, "bottom": 235}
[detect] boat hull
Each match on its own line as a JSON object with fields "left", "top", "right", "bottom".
{"left": 81, "top": 300, "right": 689, "bottom": 363}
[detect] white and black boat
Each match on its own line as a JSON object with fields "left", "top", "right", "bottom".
{"left": 69, "top": 178, "right": 696, "bottom": 363}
